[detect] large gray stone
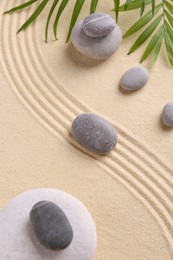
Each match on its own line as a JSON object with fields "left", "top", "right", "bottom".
{"left": 120, "top": 67, "right": 149, "bottom": 91}
{"left": 83, "top": 13, "right": 115, "bottom": 38}
{"left": 162, "top": 103, "right": 173, "bottom": 127}
{"left": 71, "top": 20, "right": 122, "bottom": 60}
{"left": 71, "top": 113, "right": 118, "bottom": 154}
{"left": 30, "top": 201, "right": 73, "bottom": 250}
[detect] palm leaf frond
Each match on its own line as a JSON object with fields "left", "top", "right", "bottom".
{"left": 45, "top": 0, "right": 60, "bottom": 42}
{"left": 17, "top": 0, "right": 49, "bottom": 33}
{"left": 151, "top": 34, "right": 163, "bottom": 64}
{"left": 140, "top": 0, "right": 145, "bottom": 16}
{"left": 140, "top": 25, "right": 164, "bottom": 62}
{"left": 3, "top": 0, "right": 38, "bottom": 14}
{"left": 117, "top": 0, "right": 151, "bottom": 12}
{"left": 53, "top": 0, "right": 70, "bottom": 40}
{"left": 123, "top": 4, "right": 161, "bottom": 38}
{"left": 151, "top": 0, "right": 155, "bottom": 15}
{"left": 164, "top": 20, "right": 173, "bottom": 65}
{"left": 113, "top": 0, "right": 120, "bottom": 22}
{"left": 90, "top": 0, "right": 99, "bottom": 13}
{"left": 124, "top": 0, "right": 133, "bottom": 11}
{"left": 122, "top": 0, "right": 173, "bottom": 66}
{"left": 164, "top": 0, "right": 173, "bottom": 16}
{"left": 66, "top": 0, "right": 85, "bottom": 42}
{"left": 164, "top": 30, "right": 173, "bottom": 67}
{"left": 128, "top": 14, "right": 163, "bottom": 54}
{"left": 165, "top": 20, "right": 173, "bottom": 42}
{"left": 165, "top": 9, "right": 173, "bottom": 28}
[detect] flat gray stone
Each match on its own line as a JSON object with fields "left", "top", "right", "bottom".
{"left": 30, "top": 201, "right": 73, "bottom": 250}
{"left": 120, "top": 67, "right": 149, "bottom": 91}
{"left": 162, "top": 103, "right": 173, "bottom": 127}
{"left": 83, "top": 13, "right": 115, "bottom": 38}
{"left": 71, "top": 20, "right": 122, "bottom": 60}
{"left": 0, "top": 189, "right": 97, "bottom": 260}
{"left": 71, "top": 113, "right": 118, "bottom": 154}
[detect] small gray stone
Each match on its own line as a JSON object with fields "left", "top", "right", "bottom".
{"left": 71, "top": 113, "right": 118, "bottom": 154}
{"left": 162, "top": 103, "right": 173, "bottom": 127}
{"left": 71, "top": 20, "right": 122, "bottom": 60}
{"left": 30, "top": 201, "right": 73, "bottom": 250}
{"left": 83, "top": 13, "right": 115, "bottom": 38}
{"left": 120, "top": 67, "right": 149, "bottom": 91}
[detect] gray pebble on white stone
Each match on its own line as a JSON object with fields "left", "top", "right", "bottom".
{"left": 0, "top": 188, "right": 97, "bottom": 260}
{"left": 83, "top": 13, "right": 116, "bottom": 38}
{"left": 71, "top": 20, "right": 122, "bottom": 60}
{"left": 30, "top": 201, "right": 73, "bottom": 250}
{"left": 120, "top": 67, "right": 149, "bottom": 91}
{"left": 71, "top": 113, "right": 118, "bottom": 154}
{"left": 162, "top": 103, "right": 173, "bottom": 127}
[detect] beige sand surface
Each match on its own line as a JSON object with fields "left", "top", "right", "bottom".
{"left": 0, "top": 0, "right": 173, "bottom": 259}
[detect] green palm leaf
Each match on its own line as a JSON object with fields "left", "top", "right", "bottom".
{"left": 118, "top": 0, "right": 151, "bottom": 12}
{"left": 90, "top": 0, "right": 99, "bottom": 13}
{"left": 164, "top": 0, "right": 173, "bottom": 16}
{"left": 165, "top": 20, "right": 173, "bottom": 42}
{"left": 164, "top": 30, "right": 173, "bottom": 67}
{"left": 17, "top": 0, "right": 49, "bottom": 33}
{"left": 123, "top": 3, "right": 161, "bottom": 38}
{"left": 165, "top": 9, "right": 173, "bottom": 28}
{"left": 140, "top": 25, "right": 164, "bottom": 62}
{"left": 151, "top": 0, "right": 155, "bottom": 15}
{"left": 128, "top": 13, "right": 162, "bottom": 54}
{"left": 66, "top": 0, "right": 85, "bottom": 42}
{"left": 53, "top": 0, "right": 70, "bottom": 40}
{"left": 3, "top": 0, "right": 38, "bottom": 14}
{"left": 45, "top": 0, "right": 60, "bottom": 42}
{"left": 140, "top": 0, "right": 145, "bottom": 16}
{"left": 151, "top": 33, "right": 163, "bottom": 64}
{"left": 164, "top": 20, "right": 173, "bottom": 66}
{"left": 113, "top": 0, "right": 120, "bottom": 21}
{"left": 124, "top": 0, "right": 133, "bottom": 11}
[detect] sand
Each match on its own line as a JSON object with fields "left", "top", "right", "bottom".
{"left": 0, "top": 0, "right": 173, "bottom": 259}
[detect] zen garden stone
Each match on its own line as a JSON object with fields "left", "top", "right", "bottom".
{"left": 83, "top": 13, "right": 116, "bottom": 37}
{"left": 120, "top": 67, "right": 149, "bottom": 91}
{"left": 162, "top": 103, "right": 173, "bottom": 127}
{"left": 30, "top": 200, "right": 73, "bottom": 250}
{"left": 71, "top": 113, "right": 118, "bottom": 154}
{"left": 71, "top": 13, "right": 122, "bottom": 60}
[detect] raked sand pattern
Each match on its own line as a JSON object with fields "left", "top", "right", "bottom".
{"left": 1, "top": 0, "right": 173, "bottom": 259}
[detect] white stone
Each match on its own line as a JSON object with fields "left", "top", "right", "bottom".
{"left": 71, "top": 20, "right": 122, "bottom": 60}
{"left": 0, "top": 189, "right": 97, "bottom": 260}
